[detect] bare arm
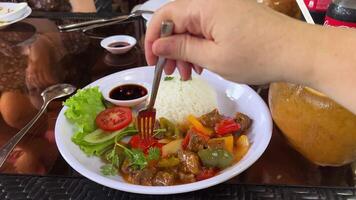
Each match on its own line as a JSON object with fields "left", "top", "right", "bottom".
{"left": 295, "top": 25, "right": 356, "bottom": 114}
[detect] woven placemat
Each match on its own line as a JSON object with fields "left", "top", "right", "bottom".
{"left": 0, "top": 174, "right": 355, "bottom": 200}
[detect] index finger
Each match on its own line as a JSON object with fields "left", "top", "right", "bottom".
{"left": 144, "top": 0, "right": 203, "bottom": 65}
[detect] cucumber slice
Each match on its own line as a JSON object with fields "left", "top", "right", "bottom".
{"left": 84, "top": 129, "right": 122, "bottom": 144}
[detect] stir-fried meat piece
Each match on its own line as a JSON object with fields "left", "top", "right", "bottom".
{"left": 152, "top": 171, "right": 175, "bottom": 186}
{"left": 177, "top": 150, "right": 201, "bottom": 175}
{"left": 187, "top": 130, "right": 208, "bottom": 152}
{"left": 178, "top": 172, "right": 196, "bottom": 183}
{"left": 165, "top": 166, "right": 179, "bottom": 177}
{"left": 235, "top": 112, "right": 252, "bottom": 132}
{"left": 127, "top": 167, "right": 157, "bottom": 186}
{"left": 199, "top": 109, "right": 224, "bottom": 128}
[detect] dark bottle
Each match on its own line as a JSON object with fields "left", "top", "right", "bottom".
{"left": 324, "top": 0, "right": 356, "bottom": 27}
{"left": 304, "top": 0, "right": 332, "bottom": 24}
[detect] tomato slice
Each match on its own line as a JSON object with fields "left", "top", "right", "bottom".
{"left": 95, "top": 107, "right": 132, "bottom": 131}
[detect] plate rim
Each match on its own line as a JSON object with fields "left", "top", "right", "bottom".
{"left": 0, "top": 6, "right": 32, "bottom": 28}
{"left": 55, "top": 66, "right": 273, "bottom": 195}
{"left": 140, "top": 0, "right": 172, "bottom": 22}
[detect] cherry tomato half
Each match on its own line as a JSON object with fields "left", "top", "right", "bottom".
{"left": 95, "top": 107, "right": 132, "bottom": 132}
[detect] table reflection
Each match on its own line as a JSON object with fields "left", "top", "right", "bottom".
{"left": 0, "top": 9, "right": 146, "bottom": 174}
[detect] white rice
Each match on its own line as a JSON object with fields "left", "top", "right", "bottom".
{"left": 155, "top": 76, "right": 217, "bottom": 124}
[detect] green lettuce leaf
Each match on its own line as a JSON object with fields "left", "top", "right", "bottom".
{"left": 64, "top": 87, "right": 105, "bottom": 134}
{"left": 63, "top": 87, "right": 138, "bottom": 157}
{"left": 63, "top": 87, "right": 107, "bottom": 155}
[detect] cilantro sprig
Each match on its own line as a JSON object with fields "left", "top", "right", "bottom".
{"left": 164, "top": 76, "right": 174, "bottom": 81}
{"left": 100, "top": 147, "right": 121, "bottom": 176}
{"left": 116, "top": 143, "right": 161, "bottom": 170}
{"left": 100, "top": 134, "right": 162, "bottom": 176}
{"left": 147, "top": 147, "right": 160, "bottom": 161}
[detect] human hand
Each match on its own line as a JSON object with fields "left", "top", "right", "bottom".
{"left": 145, "top": 0, "right": 315, "bottom": 84}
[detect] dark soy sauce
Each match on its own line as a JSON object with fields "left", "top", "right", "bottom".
{"left": 108, "top": 41, "right": 130, "bottom": 48}
{"left": 109, "top": 84, "right": 147, "bottom": 101}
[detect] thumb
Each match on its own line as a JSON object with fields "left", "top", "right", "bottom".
{"left": 152, "top": 34, "right": 217, "bottom": 67}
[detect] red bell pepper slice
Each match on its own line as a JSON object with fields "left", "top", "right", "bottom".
{"left": 182, "top": 132, "right": 191, "bottom": 150}
{"left": 215, "top": 118, "right": 241, "bottom": 136}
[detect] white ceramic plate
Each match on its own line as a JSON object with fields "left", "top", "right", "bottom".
{"left": 140, "top": 0, "right": 172, "bottom": 24}
{"left": 55, "top": 66, "right": 273, "bottom": 195}
{"left": 0, "top": 6, "right": 31, "bottom": 29}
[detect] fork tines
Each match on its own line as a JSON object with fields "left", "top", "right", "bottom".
{"left": 137, "top": 109, "right": 156, "bottom": 139}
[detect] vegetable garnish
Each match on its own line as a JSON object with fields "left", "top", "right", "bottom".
{"left": 147, "top": 147, "right": 160, "bottom": 161}
{"left": 100, "top": 146, "right": 121, "bottom": 176}
{"left": 96, "top": 107, "right": 132, "bottom": 132}
{"left": 77, "top": 126, "right": 137, "bottom": 156}
{"left": 64, "top": 87, "right": 105, "bottom": 138}
{"left": 116, "top": 143, "right": 148, "bottom": 170}
{"left": 129, "top": 135, "right": 163, "bottom": 154}
{"left": 115, "top": 143, "right": 161, "bottom": 170}
{"left": 164, "top": 76, "right": 174, "bottom": 81}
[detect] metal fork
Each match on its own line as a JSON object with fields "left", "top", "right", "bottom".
{"left": 137, "top": 20, "right": 174, "bottom": 139}
{"left": 58, "top": 10, "right": 154, "bottom": 32}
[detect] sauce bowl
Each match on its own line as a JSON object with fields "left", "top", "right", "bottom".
{"left": 101, "top": 82, "right": 149, "bottom": 107}
{"left": 100, "top": 35, "right": 136, "bottom": 55}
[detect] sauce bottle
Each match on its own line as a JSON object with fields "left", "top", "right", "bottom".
{"left": 324, "top": 0, "right": 356, "bottom": 27}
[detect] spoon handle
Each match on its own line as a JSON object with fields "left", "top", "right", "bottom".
{"left": 0, "top": 103, "right": 48, "bottom": 168}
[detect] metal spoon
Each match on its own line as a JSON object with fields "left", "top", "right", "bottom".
{"left": 0, "top": 84, "right": 76, "bottom": 168}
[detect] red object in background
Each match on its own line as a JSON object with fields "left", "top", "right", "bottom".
{"left": 324, "top": 0, "right": 356, "bottom": 27}
{"left": 304, "top": 0, "right": 332, "bottom": 24}
{"left": 304, "top": 0, "right": 331, "bottom": 11}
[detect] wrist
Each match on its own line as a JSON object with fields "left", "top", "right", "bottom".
{"left": 273, "top": 20, "right": 320, "bottom": 87}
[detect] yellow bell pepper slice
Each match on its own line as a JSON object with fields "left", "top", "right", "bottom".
{"left": 187, "top": 115, "right": 213, "bottom": 136}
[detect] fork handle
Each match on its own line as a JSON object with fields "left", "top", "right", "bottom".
{"left": 147, "top": 21, "right": 174, "bottom": 109}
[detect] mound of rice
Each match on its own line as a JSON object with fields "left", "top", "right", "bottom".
{"left": 155, "top": 76, "right": 217, "bottom": 124}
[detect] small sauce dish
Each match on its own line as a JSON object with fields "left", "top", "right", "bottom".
{"left": 100, "top": 35, "right": 136, "bottom": 55}
{"left": 102, "top": 83, "right": 149, "bottom": 107}
{"left": 0, "top": 2, "right": 28, "bottom": 22}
